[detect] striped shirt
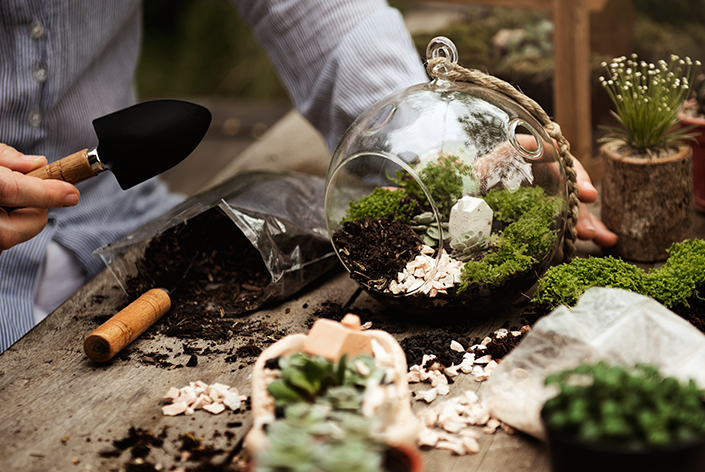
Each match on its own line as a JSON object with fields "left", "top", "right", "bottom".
{"left": 0, "top": 0, "right": 427, "bottom": 352}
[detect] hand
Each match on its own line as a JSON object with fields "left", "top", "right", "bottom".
{"left": 573, "top": 158, "right": 617, "bottom": 247}
{"left": 0, "top": 144, "right": 80, "bottom": 253}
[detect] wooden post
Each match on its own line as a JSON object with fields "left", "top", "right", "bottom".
{"left": 552, "top": 0, "right": 593, "bottom": 164}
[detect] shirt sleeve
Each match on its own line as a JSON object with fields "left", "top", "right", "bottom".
{"left": 232, "top": 0, "right": 429, "bottom": 151}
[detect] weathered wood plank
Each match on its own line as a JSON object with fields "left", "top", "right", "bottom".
{"left": 0, "top": 268, "right": 359, "bottom": 471}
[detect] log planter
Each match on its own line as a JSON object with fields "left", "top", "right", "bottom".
{"left": 601, "top": 141, "right": 694, "bottom": 262}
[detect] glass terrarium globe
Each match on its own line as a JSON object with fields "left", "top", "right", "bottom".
{"left": 325, "top": 38, "right": 567, "bottom": 316}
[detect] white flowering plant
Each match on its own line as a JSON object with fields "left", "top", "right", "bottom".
{"left": 599, "top": 54, "right": 701, "bottom": 153}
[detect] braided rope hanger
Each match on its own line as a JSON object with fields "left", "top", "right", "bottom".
{"left": 424, "top": 42, "right": 580, "bottom": 262}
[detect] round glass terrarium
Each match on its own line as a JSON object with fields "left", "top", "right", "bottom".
{"left": 325, "top": 37, "right": 567, "bottom": 315}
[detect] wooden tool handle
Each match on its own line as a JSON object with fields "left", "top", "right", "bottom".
{"left": 28, "top": 148, "right": 98, "bottom": 184}
{"left": 84, "top": 288, "right": 171, "bottom": 363}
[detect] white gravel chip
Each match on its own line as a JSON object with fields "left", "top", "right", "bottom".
{"left": 162, "top": 381, "right": 242, "bottom": 416}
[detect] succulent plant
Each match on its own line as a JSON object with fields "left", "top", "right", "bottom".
{"left": 256, "top": 403, "right": 385, "bottom": 472}
{"left": 258, "top": 353, "right": 390, "bottom": 472}
{"left": 409, "top": 212, "right": 451, "bottom": 247}
{"left": 449, "top": 230, "right": 492, "bottom": 262}
{"left": 543, "top": 362, "right": 705, "bottom": 450}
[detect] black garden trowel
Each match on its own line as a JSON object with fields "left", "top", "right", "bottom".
{"left": 27, "top": 99, "right": 211, "bottom": 189}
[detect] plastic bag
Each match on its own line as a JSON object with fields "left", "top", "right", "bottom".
{"left": 481, "top": 287, "right": 705, "bottom": 440}
{"left": 94, "top": 171, "right": 338, "bottom": 311}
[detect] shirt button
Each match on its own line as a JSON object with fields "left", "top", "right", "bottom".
{"left": 28, "top": 19, "right": 45, "bottom": 39}
{"left": 28, "top": 108, "right": 44, "bottom": 127}
{"left": 33, "top": 66, "right": 48, "bottom": 83}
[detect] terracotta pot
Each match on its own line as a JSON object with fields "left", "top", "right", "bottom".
{"left": 600, "top": 141, "right": 694, "bottom": 262}
{"left": 679, "top": 99, "right": 705, "bottom": 213}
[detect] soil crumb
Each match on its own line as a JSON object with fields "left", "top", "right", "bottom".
{"left": 100, "top": 426, "right": 243, "bottom": 471}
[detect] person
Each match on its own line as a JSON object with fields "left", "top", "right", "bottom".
{"left": 0, "top": 0, "right": 615, "bottom": 353}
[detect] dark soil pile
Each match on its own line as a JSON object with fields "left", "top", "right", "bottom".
{"left": 332, "top": 217, "right": 421, "bottom": 290}
{"left": 670, "top": 292, "right": 705, "bottom": 333}
{"left": 306, "top": 300, "right": 409, "bottom": 334}
{"left": 91, "top": 208, "right": 287, "bottom": 367}
{"left": 124, "top": 209, "right": 272, "bottom": 340}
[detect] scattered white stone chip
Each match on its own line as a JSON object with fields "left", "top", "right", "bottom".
{"left": 422, "top": 388, "right": 438, "bottom": 403}
{"left": 162, "top": 381, "right": 244, "bottom": 416}
{"left": 203, "top": 402, "right": 226, "bottom": 415}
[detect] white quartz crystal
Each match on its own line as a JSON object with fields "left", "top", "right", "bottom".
{"left": 448, "top": 196, "right": 493, "bottom": 241}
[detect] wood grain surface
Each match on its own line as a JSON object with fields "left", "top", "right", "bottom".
{"left": 0, "top": 266, "right": 551, "bottom": 471}
{"left": 27, "top": 149, "right": 98, "bottom": 185}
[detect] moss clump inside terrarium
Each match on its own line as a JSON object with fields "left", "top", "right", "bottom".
{"left": 341, "top": 187, "right": 419, "bottom": 224}
{"left": 533, "top": 239, "right": 705, "bottom": 310}
{"left": 459, "top": 187, "right": 564, "bottom": 288}
{"left": 392, "top": 154, "right": 475, "bottom": 220}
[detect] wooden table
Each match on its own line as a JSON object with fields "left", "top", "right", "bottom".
{"left": 2, "top": 109, "right": 703, "bottom": 471}
{"left": 3, "top": 212, "right": 703, "bottom": 472}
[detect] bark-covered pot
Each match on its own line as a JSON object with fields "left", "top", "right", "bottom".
{"left": 601, "top": 141, "right": 694, "bottom": 262}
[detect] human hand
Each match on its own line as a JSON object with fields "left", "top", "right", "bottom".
{"left": 573, "top": 158, "right": 617, "bottom": 247}
{"left": 0, "top": 144, "right": 80, "bottom": 252}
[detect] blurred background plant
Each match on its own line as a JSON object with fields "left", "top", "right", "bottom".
{"left": 137, "top": 0, "right": 705, "bottom": 125}
{"left": 137, "top": 0, "right": 287, "bottom": 100}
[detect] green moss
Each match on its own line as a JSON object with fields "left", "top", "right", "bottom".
{"left": 340, "top": 188, "right": 416, "bottom": 224}
{"left": 534, "top": 239, "right": 705, "bottom": 309}
{"left": 502, "top": 195, "right": 564, "bottom": 256}
{"left": 533, "top": 256, "right": 647, "bottom": 309}
{"left": 394, "top": 154, "right": 474, "bottom": 221}
{"left": 459, "top": 238, "right": 535, "bottom": 286}
{"left": 483, "top": 186, "right": 549, "bottom": 223}
{"left": 644, "top": 239, "right": 705, "bottom": 308}
{"left": 459, "top": 187, "right": 564, "bottom": 288}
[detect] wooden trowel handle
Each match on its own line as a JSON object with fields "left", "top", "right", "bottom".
{"left": 28, "top": 148, "right": 99, "bottom": 184}
{"left": 84, "top": 288, "right": 171, "bottom": 363}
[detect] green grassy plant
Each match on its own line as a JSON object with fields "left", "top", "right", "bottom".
{"left": 543, "top": 362, "right": 705, "bottom": 449}
{"left": 598, "top": 54, "right": 701, "bottom": 153}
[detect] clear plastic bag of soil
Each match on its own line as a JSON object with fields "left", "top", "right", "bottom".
{"left": 94, "top": 171, "right": 338, "bottom": 316}
{"left": 480, "top": 287, "right": 705, "bottom": 440}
